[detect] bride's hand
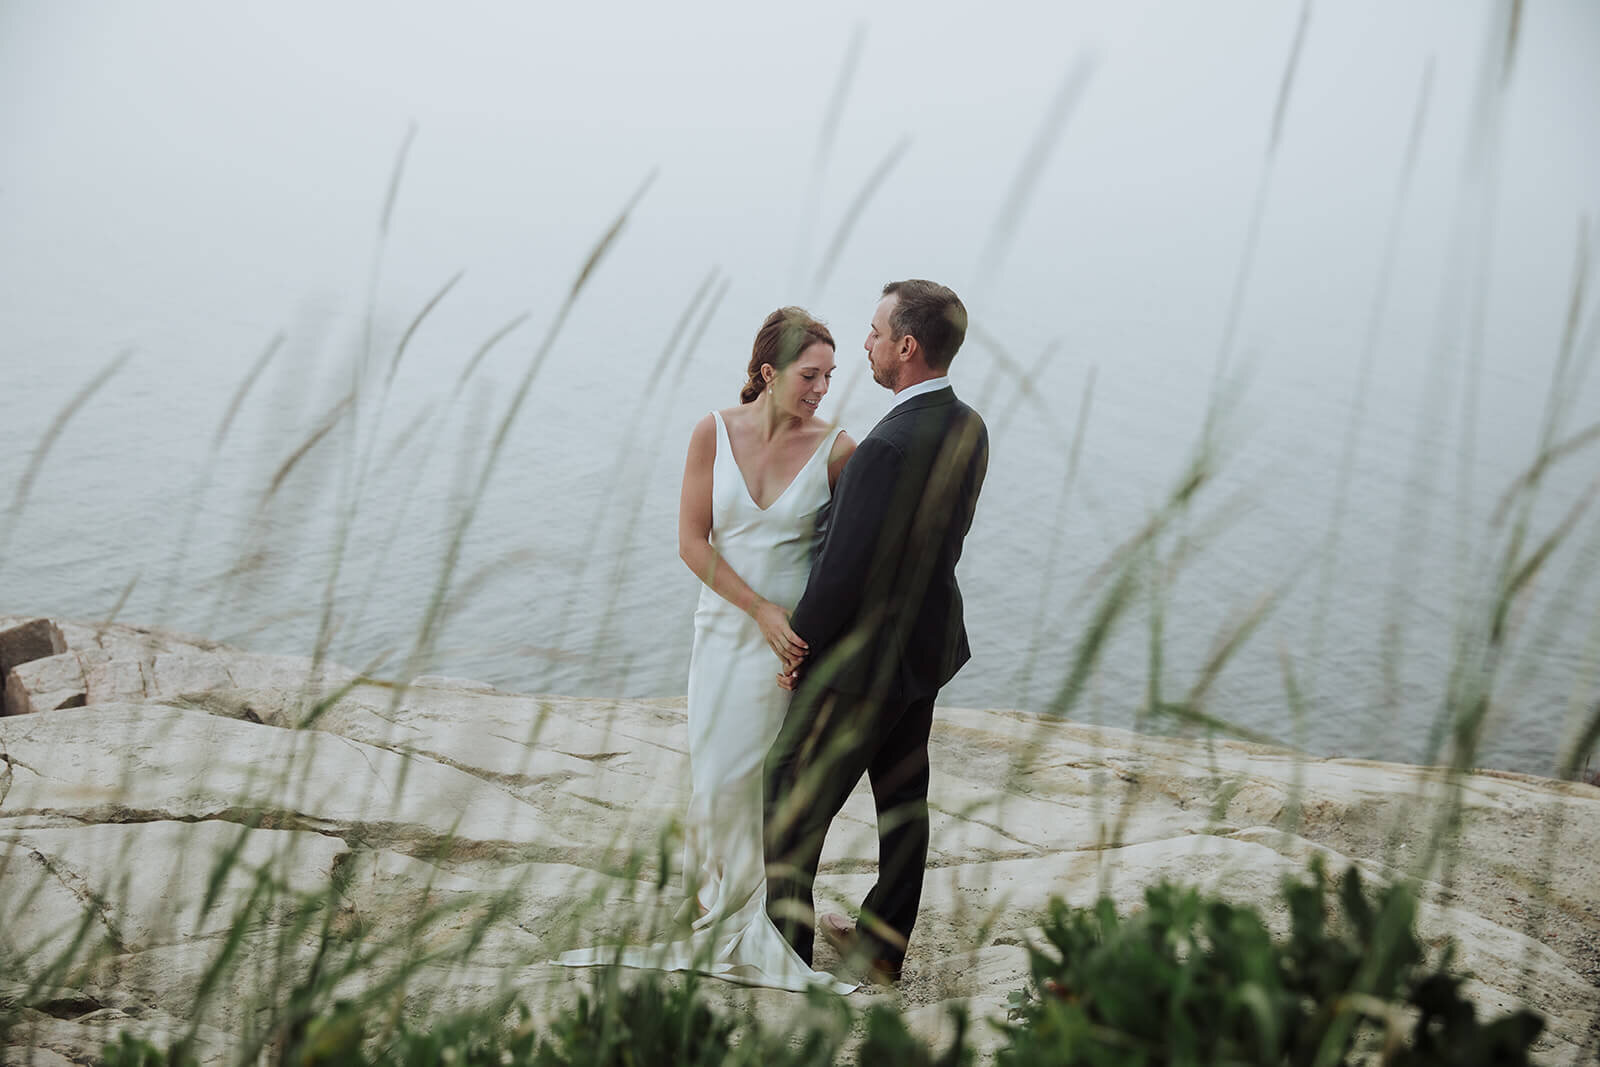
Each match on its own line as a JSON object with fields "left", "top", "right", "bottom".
{"left": 752, "top": 597, "right": 807, "bottom": 664}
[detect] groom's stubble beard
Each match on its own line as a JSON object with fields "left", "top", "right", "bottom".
{"left": 871, "top": 356, "right": 899, "bottom": 391}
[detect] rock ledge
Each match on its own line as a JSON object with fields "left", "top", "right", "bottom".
{"left": 2, "top": 615, "right": 1597, "bottom": 1063}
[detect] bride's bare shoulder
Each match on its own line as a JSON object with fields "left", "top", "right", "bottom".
{"left": 826, "top": 428, "right": 857, "bottom": 485}
{"left": 685, "top": 412, "right": 717, "bottom": 454}
{"left": 690, "top": 406, "right": 740, "bottom": 436}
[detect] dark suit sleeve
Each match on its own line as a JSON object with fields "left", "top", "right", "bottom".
{"left": 789, "top": 435, "right": 904, "bottom": 652}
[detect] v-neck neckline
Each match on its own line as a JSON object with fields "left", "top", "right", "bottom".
{"left": 716, "top": 411, "right": 833, "bottom": 513}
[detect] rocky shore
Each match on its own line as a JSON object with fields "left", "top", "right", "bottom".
{"left": 2, "top": 614, "right": 1597, "bottom": 1064}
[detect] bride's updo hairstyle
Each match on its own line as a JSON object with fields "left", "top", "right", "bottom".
{"left": 741, "top": 307, "right": 834, "bottom": 403}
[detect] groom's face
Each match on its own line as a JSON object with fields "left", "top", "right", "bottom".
{"left": 866, "top": 295, "right": 905, "bottom": 390}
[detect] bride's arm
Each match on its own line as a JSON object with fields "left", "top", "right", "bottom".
{"left": 678, "top": 414, "right": 808, "bottom": 664}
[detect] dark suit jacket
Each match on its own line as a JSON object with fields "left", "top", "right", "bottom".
{"left": 790, "top": 386, "right": 988, "bottom": 704}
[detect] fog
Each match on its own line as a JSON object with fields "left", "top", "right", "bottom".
{"left": 2, "top": 0, "right": 1597, "bottom": 773}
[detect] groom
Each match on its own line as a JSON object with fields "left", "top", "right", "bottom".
{"left": 764, "top": 279, "right": 988, "bottom": 982}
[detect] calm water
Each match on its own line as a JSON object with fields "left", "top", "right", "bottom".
{"left": 2, "top": 2, "right": 1596, "bottom": 775}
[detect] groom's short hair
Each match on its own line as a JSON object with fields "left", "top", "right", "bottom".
{"left": 882, "top": 279, "right": 967, "bottom": 371}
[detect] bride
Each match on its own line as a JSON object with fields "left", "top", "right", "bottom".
{"left": 558, "top": 307, "right": 856, "bottom": 992}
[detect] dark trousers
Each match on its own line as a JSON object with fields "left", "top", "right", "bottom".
{"left": 763, "top": 687, "right": 935, "bottom": 967}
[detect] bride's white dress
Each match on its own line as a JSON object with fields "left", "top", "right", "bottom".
{"left": 557, "top": 411, "right": 853, "bottom": 993}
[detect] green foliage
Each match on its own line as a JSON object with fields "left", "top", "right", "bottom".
{"left": 101, "top": 1031, "right": 199, "bottom": 1067}
{"left": 532, "top": 969, "right": 739, "bottom": 1067}
{"left": 857, "top": 1003, "right": 973, "bottom": 1067}
{"left": 89, "top": 861, "right": 1549, "bottom": 1067}
{"left": 1391, "top": 974, "right": 1547, "bottom": 1067}
{"left": 996, "top": 857, "right": 1545, "bottom": 1066}
{"left": 92, "top": 969, "right": 966, "bottom": 1067}
{"left": 381, "top": 1002, "right": 538, "bottom": 1067}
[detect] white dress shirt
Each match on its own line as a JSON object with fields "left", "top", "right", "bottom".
{"left": 886, "top": 375, "right": 951, "bottom": 413}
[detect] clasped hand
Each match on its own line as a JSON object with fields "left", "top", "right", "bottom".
{"left": 751, "top": 597, "right": 807, "bottom": 691}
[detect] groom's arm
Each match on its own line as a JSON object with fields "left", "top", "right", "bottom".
{"left": 790, "top": 435, "right": 904, "bottom": 653}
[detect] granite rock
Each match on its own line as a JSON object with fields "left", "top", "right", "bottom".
{"left": 0, "top": 619, "right": 1596, "bottom": 1064}
{"left": 0, "top": 618, "right": 67, "bottom": 679}
{"left": 3, "top": 652, "right": 86, "bottom": 717}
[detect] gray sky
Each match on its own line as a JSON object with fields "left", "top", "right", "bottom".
{"left": 2, "top": 2, "right": 1595, "bottom": 396}
{"left": 3, "top": 2, "right": 1595, "bottom": 338}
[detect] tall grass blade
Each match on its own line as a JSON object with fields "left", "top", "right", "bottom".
{"left": 792, "top": 24, "right": 865, "bottom": 292}
{"left": 1449, "top": 0, "right": 1527, "bottom": 597}
{"left": 1208, "top": 0, "right": 1309, "bottom": 393}
{"left": 388, "top": 269, "right": 465, "bottom": 388}
{"left": 968, "top": 326, "right": 1070, "bottom": 448}
{"left": 571, "top": 170, "right": 657, "bottom": 298}
{"left": 555, "top": 267, "right": 721, "bottom": 650}
{"left": 1300, "top": 57, "right": 1432, "bottom": 763}
{"left": 973, "top": 54, "right": 1097, "bottom": 287}
{"left": 379, "top": 122, "right": 419, "bottom": 240}
{"left": 1556, "top": 226, "right": 1600, "bottom": 425}
{"left": 183, "top": 874, "right": 271, "bottom": 1044}
{"left": 101, "top": 572, "right": 139, "bottom": 628}
{"left": 453, "top": 311, "right": 534, "bottom": 396}
{"left": 214, "top": 332, "right": 285, "bottom": 450}
{"left": 348, "top": 310, "right": 536, "bottom": 647}
{"left": 1184, "top": 584, "right": 1291, "bottom": 713}
{"left": 1502, "top": 0, "right": 1524, "bottom": 83}
{"left": 1152, "top": 700, "right": 1285, "bottom": 748}
{"left": 2, "top": 348, "right": 131, "bottom": 552}
{"left": 1047, "top": 562, "right": 1139, "bottom": 721}
{"left": 259, "top": 392, "right": 355, "bottom": 506}
{"left": 1385, "top": 2, "right": 1523, "bottom": 777}
{"left": 1307, "top": 57, "right": 1432, "bottom": 672}
{"left": 199, "top": 818, "right": 263, "bottom": 920}
{"left": 989, "top": 339, "right": 1063, "bottom": 438}
{"left": 1558, "top": 699, "right": 1600, "bottom": 782}
{"left": 1015, "top": 365, "right": 1094, "bottom": 703}
{"left": 318, "top": 126, "right": 427, "bottom": 681}
{"left": 406, "top": 171, "right": 655, "bottom": 677}
{"left": 1492, "top": 474, "right": 1599, "bottom": 644}
{"left": 587, "top": 276, "right": 732, "bottom": 688}
{"left": 810, "top": 136, "right": 910, "bottom": 295}
{"left": 1277, "top": 645, "right": 1310, "bottom": 834}
{"left": 1268, "top": 0, "right": 1313, "bottom": 155}
{"left": 360, "top": 122, "right": 420, "bottom": 382}
{"left": 154, "top": 332, "right": 288, "bottom": 616}
{"left": 1141, "top": 539, "right": 1166, "bottom": 730}
{"left": 812, "top": 25, "right": 864, "bottom": 178}
{"left": 1495, "top": 218, "right": 1594, "bottom": 519}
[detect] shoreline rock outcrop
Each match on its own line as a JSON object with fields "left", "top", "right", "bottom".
{"left": 2, "top": 615, "right": 1597, "bottom": 1064}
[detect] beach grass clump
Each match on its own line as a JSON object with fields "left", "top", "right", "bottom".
{"left": 997, "top": 858, "right": 1545, "bottom": 1067}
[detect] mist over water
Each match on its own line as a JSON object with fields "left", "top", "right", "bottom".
{"left": 2, "top": 1, "right": 1597, "bottom": 776}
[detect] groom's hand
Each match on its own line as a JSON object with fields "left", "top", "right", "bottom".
{"left": 776, "top": 667, "right": 800, "bottom": 691}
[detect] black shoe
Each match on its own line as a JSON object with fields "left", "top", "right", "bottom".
{"left": 820, "top": 913, "right": 903, "bottom": 985}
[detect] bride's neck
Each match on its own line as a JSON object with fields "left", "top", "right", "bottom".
{"left": 754, "top": 392, "right": 799, "bottom": 440}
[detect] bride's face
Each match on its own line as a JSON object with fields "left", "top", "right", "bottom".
{"left": 768, "top": 342, "right": 836, "bottom": 419}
